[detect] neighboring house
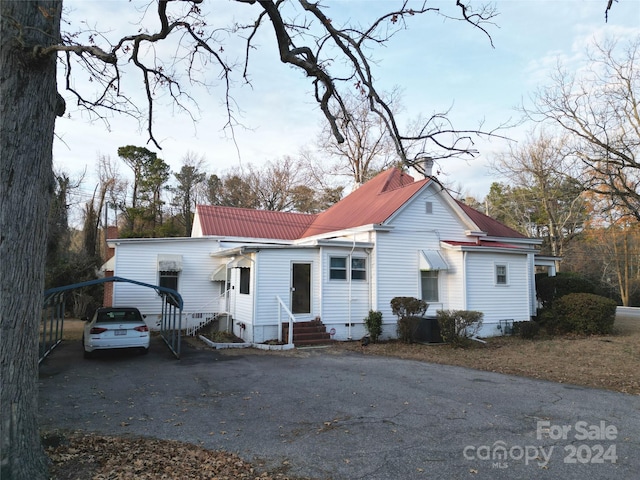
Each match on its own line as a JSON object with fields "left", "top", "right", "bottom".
{"left": 106, "top": 167, "right": 551, "bottom": 342}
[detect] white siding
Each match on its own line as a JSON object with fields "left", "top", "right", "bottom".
{"left": 443, "top": 252, "right": 465, "bottom": 311}
{"left": 248, "top": 246, "right": 373, "bottom": 342}
{"left": 246, "top": 248, "right": 321, "bottom": 343}
{"left": 112, "top": 238, "right": 220, "bottom": 329}
{"left": 373, "top": 184, "right": 469, "bottom": 327}
{"left": 319, "top": 246, "right": 371, "bottom": 340}
{"left": 228, "top": 263, "right": 254, "bottom": 341}
{"left": 465, "top": 251, "right": 532, "bottom": 337}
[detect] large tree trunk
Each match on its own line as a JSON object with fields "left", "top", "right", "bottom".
{"left": 1, "top": 1, "right": 62, "bottom": 478}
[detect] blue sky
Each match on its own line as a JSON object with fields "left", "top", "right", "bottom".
{"left": 54, "top": 0, "right": 640, "bottom": 207}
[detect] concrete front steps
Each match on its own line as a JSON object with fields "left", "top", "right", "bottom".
{"left": 282, "top": 319, "right": 332, "bottom": 346}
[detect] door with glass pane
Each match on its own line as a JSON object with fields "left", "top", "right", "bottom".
{"left": 291, "top": 263, "right": 311, "bottom": 314}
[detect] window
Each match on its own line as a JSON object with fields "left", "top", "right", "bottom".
{"left": 421, "top": 270, "right": 439, "bottom": 302}
{"left": 329, "top": 257, "right": 347, "bottom": 280}
{"left": 329, "top": 256, "right": 367, "bottom": 280}
{"left": 496, "top": 264, "right": 508, "bottom": 285}
{"left": 159, "top": 271, "right": 179, "bottom": 291}
{"left": 351, "top": 258, "right": 366, "bottom": 280}
{"left": 239, "top": 267, "right": 250, "bottom": 294}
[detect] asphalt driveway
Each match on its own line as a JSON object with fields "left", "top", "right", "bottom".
{"left": 39, "top": 337, "right": 640, "bottom": 480}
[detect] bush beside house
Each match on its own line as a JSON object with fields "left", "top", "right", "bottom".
{"left": 390, "top": 297, "right": 427, "bottom": 343}
{"left": 364, "top": 310, "right": 383, "bottom": 343}
{"left": 436, "top": 310, "right": 483, "bottom": 347}
{"left": 546, "top": 293, "right": 617, "bottom": 335}
{"left": 512, "top": 320, "right": 541, "bottom": 339}
{"left": 535, "top": 272, "right": 597, "bottom": 309}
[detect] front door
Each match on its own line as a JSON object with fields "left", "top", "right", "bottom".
{"left": 291, "top": 263, "right": 311, "bottom": 314}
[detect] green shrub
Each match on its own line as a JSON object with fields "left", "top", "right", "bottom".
{"left": 396, "top": 316, "right": 421, "bottom": 343}
{"left": 535, "top": 307, "right": 558, "bottom": 333}
{"left": 536, "top": 273, "right": 597, "bottom": 309}
{"left": 390, "top": 297, "right": 427, "bottom": 318}
{"left": 552, "top": 293, "right": 617, "bottom": 335}
{"left": 436, "top": 310, "right": 483, "bottom": 347}
{"left": 391, "top": 297, "right": 427, "bottom": 343}
{"left": 364, "top": 310, "right": 383, "bottom": 343}
{"left": 512, "top": 320, "right": 540, "bottom": 339}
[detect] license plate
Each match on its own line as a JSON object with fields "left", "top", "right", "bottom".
{"left": 114, "top": 330, "right": 127, "bottom": 336}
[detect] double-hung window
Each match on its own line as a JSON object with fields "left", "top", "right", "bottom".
{"left": 496, "top": 264, "right": 508, "bottom": 285}
{"left": 329, "top": 257, "right": 347, "bottom": 280}
{"left": 351, "top": 258, "right": 366, "bottom": 280}
{"left": 421, "top": 270, "right": 439, "bottom": 302}
{"left": 329, "top": 256, "right": 366, "bottom": 280}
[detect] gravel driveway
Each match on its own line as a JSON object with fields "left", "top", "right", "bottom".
{"left": 39, "top": 337, "right": 640, "bottom": 480}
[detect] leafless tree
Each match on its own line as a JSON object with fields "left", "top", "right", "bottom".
{"left": 490, "top": 130, "right": 586, "bottom": 263}
{"left": 247, "top": 157, "right": 303, "bottom": 211}
{"left": 317, "top": 90, "right": 401, "bottom": 187}
{"left": 525, "top": 36, "right": 640, "bottom": 222}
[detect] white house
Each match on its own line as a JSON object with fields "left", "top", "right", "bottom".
{"left": 106, "top": 167, "right": 546, "bottom": 343}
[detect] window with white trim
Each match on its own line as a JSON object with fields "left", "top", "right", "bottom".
{"left": 329, "top": 256, "right": 367, "bottom": 280}
{"left": 329, "top": 257, "right": 347, "bottom": 280}
{"left": 496, "top": 264, "right": 508, "bottom": 285}
{"left": 421, "top": 270, "right": 439, "bottom": 302}
{"left": 351, "top": 258, "right": 366, "bottom": 280}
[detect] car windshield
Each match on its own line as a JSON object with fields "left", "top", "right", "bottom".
{"left": 97, "top": 310, "right": 141, "bottom": 323}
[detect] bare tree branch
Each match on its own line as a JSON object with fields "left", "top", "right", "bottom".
{"left": 46, "top": 0, "right": 499, "bottom": 163}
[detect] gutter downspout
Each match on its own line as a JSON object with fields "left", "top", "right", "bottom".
{"left": 347, "top": 234, "right": 356, "bottom": 340}
{"left": 319, "top": 246, "right": 324, "bottom": 321}
{"left": 462, "top": 251, "right": 468, "bottom": 310}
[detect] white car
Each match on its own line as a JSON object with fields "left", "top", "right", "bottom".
{"left": 83, "top": 307, "right": 150, "bottom": 358}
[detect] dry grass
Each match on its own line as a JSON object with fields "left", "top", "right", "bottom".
{"left": 334, "top": 315, "right": 640, "bottom": 395}
{"left": 61, "top": 319, "right": 85, "bottom": 341}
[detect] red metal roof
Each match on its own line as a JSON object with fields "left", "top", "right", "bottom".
{"left": 455, "top": 201, "right": 527, "bottom": 239}
{"left": 302, "top": 168, "right": 428, "bottom": 237}
{"left": 194, "top": 168, "right": 528, "bottom": 242}
{"left": 442, "top": 240, "right": 521, "bottom": 249}
{"left": 195, "top": 205, "right": 317, "bottom": 240}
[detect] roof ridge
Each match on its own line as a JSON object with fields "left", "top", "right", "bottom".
{"left": 197, "top": 204, "right": 316, "bottom": 217}
{"left": 378, "top": 168, "right": 416, "bottom": 194}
